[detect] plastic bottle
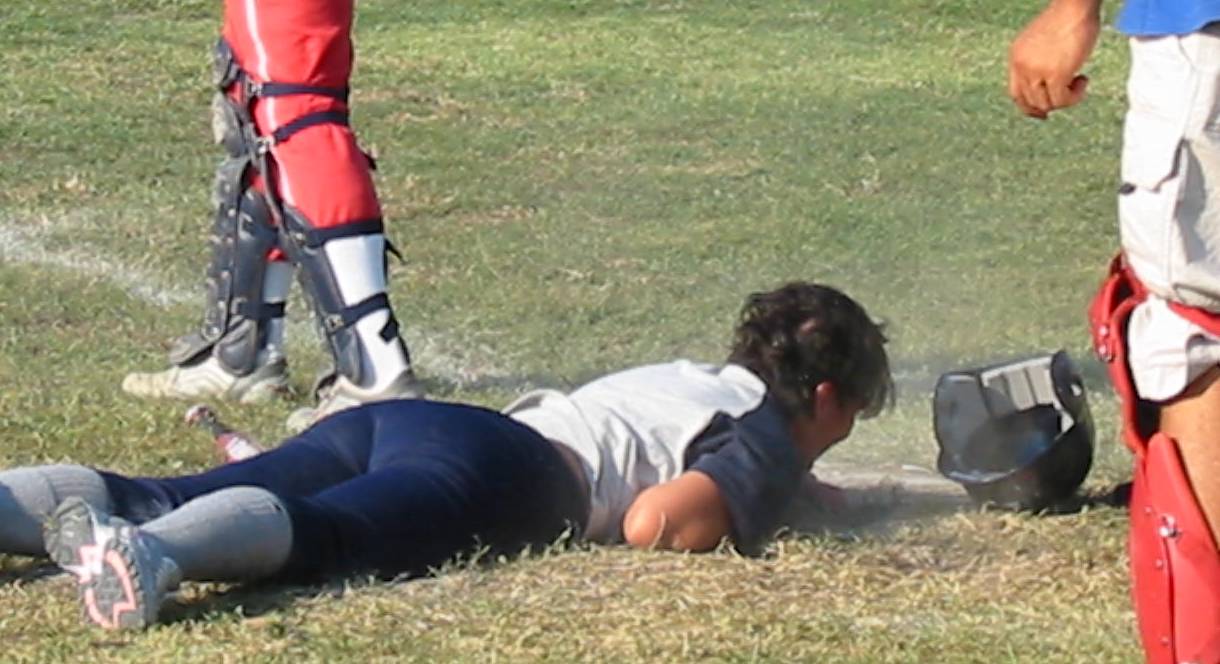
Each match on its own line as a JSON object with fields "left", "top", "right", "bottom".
{"left": 184, "top": 404, "right": 265, "bottom": 463}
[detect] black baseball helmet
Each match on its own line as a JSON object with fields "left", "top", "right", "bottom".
{"left": 932, "top": 350, "right": 1095, "bottom": 512}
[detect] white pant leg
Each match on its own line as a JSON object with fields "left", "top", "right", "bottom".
{"left": 1122, "top": 26, "right": 1220, "bottom": 400}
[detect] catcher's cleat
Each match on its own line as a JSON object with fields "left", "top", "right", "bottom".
{"left": 45, "top": 498, "right": 182, "bottom": 631}
{"left": 122, "top": 355, "right": 289, "bottom": 404}
{"left": 285, "top": 368, "right": 422, "bottom": 432}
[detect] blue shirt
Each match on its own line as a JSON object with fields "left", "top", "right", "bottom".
{"left": 1118, "top": 1, "right": 1220, "bottom": 35}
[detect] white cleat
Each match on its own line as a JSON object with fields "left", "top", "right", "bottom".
{"left": 122, "top": 355, "right": 288, "bottom": 404}
{"left": 285, "top": 370, "right": 423, "bottom": 433}
{"left": 45, "top": 497, "right": 182, "bottom": 631}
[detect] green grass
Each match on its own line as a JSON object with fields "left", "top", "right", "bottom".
{"left": 0, "top": 0, "right": 1142, "bottom": 660}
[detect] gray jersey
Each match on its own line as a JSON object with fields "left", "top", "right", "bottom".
{"left": 504, "top": 360, "right": 803, "bottom": 552}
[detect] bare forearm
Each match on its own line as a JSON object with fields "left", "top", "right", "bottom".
{"left": 621, "top": 472, "right": 732, "bottom": 551}
{"left": 622, "top": 503, "right": 723, "bottom": 551}
{"left": 1007, "top": 0, "right": 1102, "bottom": 117}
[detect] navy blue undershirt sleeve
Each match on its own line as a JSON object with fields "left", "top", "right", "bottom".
{"left": 686, "top": 397, "right": 804, "bottom": 555}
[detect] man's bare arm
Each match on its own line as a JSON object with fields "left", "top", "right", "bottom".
{"left": 621, "top": 470, "right": 732, "bottom": 551}
{"left": 1008, "top": 0, "right": 1103, "bottom": 118}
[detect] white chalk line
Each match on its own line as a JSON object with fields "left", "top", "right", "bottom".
{"left": 0, "top": 214, "right": 954, "bottom": 396}
{"left": 0, "top": 221, "right": 195, "bottom": 307}
{"left": 0, "top": 215, "right": 510, "bottom": 387}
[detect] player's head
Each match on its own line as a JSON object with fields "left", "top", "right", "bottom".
{"left": 728, "top": 281, "right": 893, "bottom": 424}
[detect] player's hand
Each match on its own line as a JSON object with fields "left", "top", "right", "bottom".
{"left": 801, "top": 473, "right": 849, "bottom": 513}
{"left": 1007, "top": 0, "right": 1101, "bottom": 119}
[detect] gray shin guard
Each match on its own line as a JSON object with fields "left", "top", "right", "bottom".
{"left": 140, "top": 487, "right": 292, "bottom": 582}
{"left": 168, "top": 39, "right": 293, "bottom": 377}
{"left": 0, "top": 465, "right": 111, "bottom": 556}
{"left": 169, "top": 177, "right": 284, "bottom": 377}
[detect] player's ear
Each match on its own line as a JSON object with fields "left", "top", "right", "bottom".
{"left": 811, "top": 381, "right": 841, "bottom": 422}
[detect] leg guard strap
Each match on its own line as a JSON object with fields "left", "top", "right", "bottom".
{"left": 184, "top": 37, "right": 362, "bottom": 376}
{"left": 267, "top": 110, "right": 350, "bottom": 145}
{"left": 1130, "top": 433, "right": 1220, "bottom": 664}
{"left": 284, "top": 218, "right": 385, "bottom": 250}
{"left": 212, "top": 39, "right": 348, "bottom": 104}
{"left": 1089, "top": 255, "right": 1155, "bottom": 453}
{"left": 320, "top": 292, "right": 400, "bottom": 342}
{"left": 284, "top": 217, "right": 403, "bottom": 267}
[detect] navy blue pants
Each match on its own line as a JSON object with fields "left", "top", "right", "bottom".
{"left": 100, "top": 400, "right": 587, "bottom": 580}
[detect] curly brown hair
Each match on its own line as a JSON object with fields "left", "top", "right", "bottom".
{"left": 727, "top": 282, "right": 893, "bottom": 420}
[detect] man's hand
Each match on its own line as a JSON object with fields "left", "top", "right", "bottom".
{"left": 1007, "top": 0, "right": 1102, "bottom": 119}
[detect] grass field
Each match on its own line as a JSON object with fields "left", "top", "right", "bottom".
{"left": 0, "top": 0, "right": 1144, "bottom": 661}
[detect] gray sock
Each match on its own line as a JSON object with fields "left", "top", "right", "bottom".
{"left": 0, "top": 465, "right": 112, "bottom": 556}
{"left": 140, "top": 486, "right": 293, "bottom": 582}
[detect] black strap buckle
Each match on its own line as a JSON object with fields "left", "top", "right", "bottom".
{"left": 323, "top": 293, "right": 392, "bottom": 333}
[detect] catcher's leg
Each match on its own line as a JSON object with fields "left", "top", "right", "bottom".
{"left": 1105, "top": 28, "right": 1220, "bottom": 663}
{"left": 121, "top": 35, "right": 294, "bottom": 404}
{"left": 278, "top": 207, "right": 420, "bottom": 430}
{"left": 121, "top": 159, "right": 292, "bottom": 403}
{"left": 224, "top": 0, "right": 420, "bottom": 428}
{"left": 1160, "top": 367, "right": 1220, "bottom": 542}
{"left": 1092, "top": 266, "right": 1220, "bottom": 664}
{"left": 1145, "top": 371, "right": 1220, "bottom": 663}
{"left": 1128, "top": 430, "right": 1220, "bottom": 664}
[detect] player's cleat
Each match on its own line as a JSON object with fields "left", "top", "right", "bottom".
{"left": 121, "top": 355, "right": 289, "bottom": 404}
{"left": 285, "top": 369, "right": 423, "bottom": 432}
{"left": 45, "top": 497, "right": 182, "bottom": 630}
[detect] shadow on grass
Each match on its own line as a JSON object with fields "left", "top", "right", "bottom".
{"left": 1040, "top": 481, "right": 1131, "bottom": 515}
{"left": 156, "top": 577, "right": 351, "bottom": 627}
{"left": 0, "top": 559, "right": 60, "bottom": 585}
{"left": 415, "top": 371, "right": 573, "bottom": 397}
{"left": 155, "top": 545, "right": 556, "bottom": 627}
{"left": 784, "top": 483, "right": 972, "bottom": 538}
{"left": 784, "top": 477, "right": 1132, "bottom": 540}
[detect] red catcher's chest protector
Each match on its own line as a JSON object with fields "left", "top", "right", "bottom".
{"left": 1090, "top": 256, "right": 1220, "bottom": 664}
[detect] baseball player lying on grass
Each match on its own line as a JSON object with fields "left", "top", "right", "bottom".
{"left": 0, "top": 281, "right": 892, "bottom": 630}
